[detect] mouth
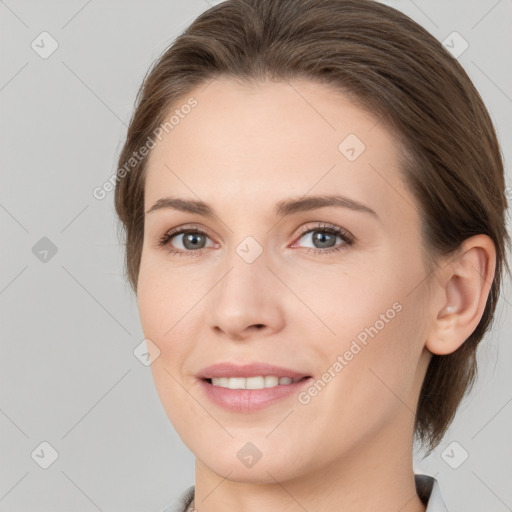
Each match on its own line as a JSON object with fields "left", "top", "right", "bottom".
{"left": 196, "top": 362, "right": 313, "bottom": 411}
{"left": 202, "top": 375, "right": 311, "bottom": 390}
{"left": 197, "top": 368, "right": 314, "bottom": 412}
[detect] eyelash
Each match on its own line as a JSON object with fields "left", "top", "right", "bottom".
{"left": 157, "top": 222, "right": 355, "bottom": 257}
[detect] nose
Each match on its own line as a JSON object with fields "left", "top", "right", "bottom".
{"left": 206, "top": 250, "right": 286, "bottom": 341}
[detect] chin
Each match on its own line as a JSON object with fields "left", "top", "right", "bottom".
{"left": 195, "top": 445, "right": 307, "bottom": 484}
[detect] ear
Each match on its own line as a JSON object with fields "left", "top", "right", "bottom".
{"left": 425, "top": 234, "right": 497, "bottom": 356}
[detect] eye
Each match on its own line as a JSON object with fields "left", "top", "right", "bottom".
{"left": 158, "top": 225, "right": 217, "bottom": 256}
{"left": 291, "top": 223, "right": 355, "bottom": 255}
{"left": 157, "top": 222, "right": 355, "bottom": 257}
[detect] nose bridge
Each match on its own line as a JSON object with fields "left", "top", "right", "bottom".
{"left": 218, "top": 236, "right": 271, "bottom": 306}
{"left": 207, "top": 235, "right": 285, "bottom": 338}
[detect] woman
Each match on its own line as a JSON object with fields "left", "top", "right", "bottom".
{"left": 114, "top": 0, "right": 510, "bottom": 510}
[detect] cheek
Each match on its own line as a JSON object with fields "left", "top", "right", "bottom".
{"left": 311, "top": 254, "right": 427, "bottom": 401}
{"left": 138, "top": 269, "right": 197, "bottom": 427}
{"left": 301, "top": 306, "right": 423, "bottom": 454}
{"left": 137, "top": 258, "right": 198, "bottom": 343}
{"left": 313, "top": 265, "right": 401, "bottom": 344}
{"left": 136, "top": 272, "right": 194, "bottom": 416}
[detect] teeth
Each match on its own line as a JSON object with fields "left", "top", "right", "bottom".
{"left": 210, "top": 376, "right": 301, "bottom": 389}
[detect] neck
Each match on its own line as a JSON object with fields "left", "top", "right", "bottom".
{"left": 191, "top": 412, "right": 426, "bottom": 512}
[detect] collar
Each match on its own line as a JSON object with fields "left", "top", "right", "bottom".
{"left": 416, "top": 474, "right": 449, "bottom": 511}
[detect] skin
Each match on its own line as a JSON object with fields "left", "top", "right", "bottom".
{"left": 137, "top": 77, "right": 495, "bottom": 512}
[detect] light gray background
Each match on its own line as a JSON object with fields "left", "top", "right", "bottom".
{"left": 1, "top": 1, "right": 511, "bottom": 511}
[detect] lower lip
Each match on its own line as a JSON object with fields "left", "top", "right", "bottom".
{"left": 198, "top": 377, "right": 313, "bottom": 412}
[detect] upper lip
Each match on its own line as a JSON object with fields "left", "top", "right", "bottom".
{"left": 197, "top": 362, "right": 311, "bottom": 380}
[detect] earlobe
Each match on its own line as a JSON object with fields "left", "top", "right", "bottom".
{"left": 425, "top": 234, "right": 496, "bottom": 356}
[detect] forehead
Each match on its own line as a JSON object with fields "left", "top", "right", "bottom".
{"left": 144, "top": 77, "right": 413, "bottom": 222}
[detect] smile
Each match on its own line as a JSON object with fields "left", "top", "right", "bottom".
{"left": 209, "top": 375, "right": 306, "bottom": 389}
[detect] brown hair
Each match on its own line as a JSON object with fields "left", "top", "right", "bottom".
{"left": 114, "top": 0, "right": 510, "bottom": 454}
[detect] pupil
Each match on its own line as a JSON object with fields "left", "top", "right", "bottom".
{"left": 314, "top": 231, "right": 335, "bottom": 248}
{"left": 184, "top": 232, "right": 205, "bottom": 250}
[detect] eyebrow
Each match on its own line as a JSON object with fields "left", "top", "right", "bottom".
{"left": 145, "top": 194, "right": 377, "bottom": 218}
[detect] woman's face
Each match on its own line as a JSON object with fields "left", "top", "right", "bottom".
{"left": 138, "top": 77, "right": 434, "bottom": 482}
